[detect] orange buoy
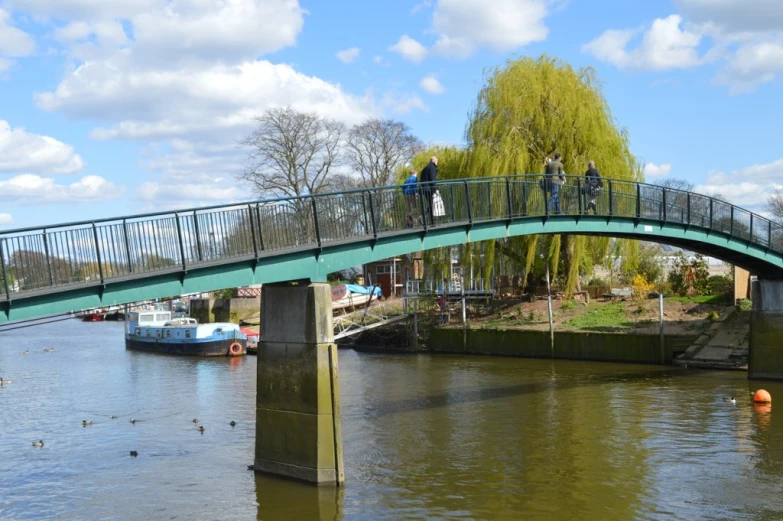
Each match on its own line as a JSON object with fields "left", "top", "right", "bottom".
{"left": 753, "top": 389, "right": 772, "bottom": 403}
{"left": 228, "top": 342, "right": 243, "bottom": 356}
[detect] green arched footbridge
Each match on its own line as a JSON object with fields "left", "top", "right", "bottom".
{"left": 2, "top": 175, "right": 782, "bottom": 323}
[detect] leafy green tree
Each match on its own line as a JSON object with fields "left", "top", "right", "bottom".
{"left": 668, "top": 252, "right": 710, "bottom": 296}
{"left": 415, "top": 56, "right": 641, "bottom": 293}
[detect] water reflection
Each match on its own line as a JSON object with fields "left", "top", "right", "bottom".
{"left": 1, "top": 321, "right": 782, "bottom": 520}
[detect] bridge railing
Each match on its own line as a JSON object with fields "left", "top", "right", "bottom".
{"left": 1, "top": 174, "right": 782, "bottom": 299}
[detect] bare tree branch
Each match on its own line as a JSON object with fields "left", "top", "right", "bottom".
{"left": 239, "top": 107, "right": 346, "bottom": 198}
{"left": 345, "top": 118, "right": 423, "bottom": 188}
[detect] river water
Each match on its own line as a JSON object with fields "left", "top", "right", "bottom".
{"left": 1, "top": 320, "right": 782, "bottom": 520}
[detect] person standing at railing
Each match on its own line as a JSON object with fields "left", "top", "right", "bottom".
{"left": 545, "top": 152, "right": 565, "bottom": 214}
{"left": 583, "top": 160, "right": 603, "bottom": 215}
{"left": 420, "top": 156, "right": 439, "bottom": 224}
{"left": 403, "top": 168, "right": 419, "bottom": 227}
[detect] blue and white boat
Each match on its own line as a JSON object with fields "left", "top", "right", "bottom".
{"left": 125, "top": 311, "right": 247, "bottom": 357}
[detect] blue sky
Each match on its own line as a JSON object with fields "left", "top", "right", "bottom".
{"left": 1, "top": 0, "right": 782, "bottom": 230}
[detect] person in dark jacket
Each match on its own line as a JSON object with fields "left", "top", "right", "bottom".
{"left": 419, "top": 156, "right": 438, "bottom": 223}
{"left": 545, "top": 152, "right": 565, "bottom": 214}
{"left": 583, "top": 160, "right": 603, "bottom": 215}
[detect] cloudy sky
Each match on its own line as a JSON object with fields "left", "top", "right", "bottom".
{"left": 1, "top": 0, "right": 782, "bottom": 229}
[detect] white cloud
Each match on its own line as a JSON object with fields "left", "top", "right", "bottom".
{"left": 137, "top": 181, "right": 242, "bottom": 202}
{"left": 0, "top": 213, "right": 12, "bottom": 225}
{"left": 411, "top": 1, "right": 432, "bottom": 14}
{"left": 583, "top": 15, "right": 703, "bottom": 70}
{"left": 335, "top": 47, "right": 360, "bottom": 64}
{"left": 431, "top": 0, "right": 548, "bottom": 58}
{"left": 717, "top": 39, "right": 783, "bottom": 92}
{"left": 37, "top": 60, "right": 375, "bottom": 141}
{"left": 643, "top": 162, "right": 672, "bottom": 178}
{"left": 420, "top": 74, "right": 445, "bottom": 94}
{"left": 383, "top": 93, "right": 428, "bottom": 114}
{"left": 389, "top": 34, "right": 428, "bottom": 63}
{"left": 0, "top": 7, "right": 35, "bottom": 69}
{"left": 675, "top": 0, "right": 783, "bottom": 35}
{"left": 0, "top": 120, "right": 85, "bottom": 174}
{"left": 0, "top": 174, "right": 125, "bottom": 203}
{"left": 694, "top": 158, "right": 783, "bottom": 208}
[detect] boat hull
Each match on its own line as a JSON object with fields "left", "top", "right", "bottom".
{"left": 125, "top": 337, "right": 247, "bottom": 357}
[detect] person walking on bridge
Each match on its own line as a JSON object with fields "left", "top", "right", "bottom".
{"left": 403, "top": 168, "right": 419, "bottom": 227}
{"left": 583, "top": 160, "right": 603, "bottom": 215}
{"left": 545, "top": 152, "right": 565, "bottom": 214}
{"left": 419, "top": 156, "right": 439, "bottom": 224}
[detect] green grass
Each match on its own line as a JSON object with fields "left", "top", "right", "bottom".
{"left": 563, "top": 302, "right": 629, "bottom": 330}
{"left": 665, "top": 294, "right": 731, "bottom": 305}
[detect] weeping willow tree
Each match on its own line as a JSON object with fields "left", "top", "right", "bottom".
{"left": 413, "top": 56, "right": 642, "bottom": 294}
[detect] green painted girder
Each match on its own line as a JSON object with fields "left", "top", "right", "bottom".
{"left": 3, "top": 215, "right": 783, "bottom": 324}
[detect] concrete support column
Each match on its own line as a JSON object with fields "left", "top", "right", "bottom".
{"left": 254, "top": 282, "right": 344, "bottom": 486}
{"left": 749, "top": 279, "right": 783, "bottom": 380}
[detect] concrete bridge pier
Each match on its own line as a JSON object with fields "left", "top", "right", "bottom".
{"left": 749, "top": 279, "right": 783, "bottom": 380}
{"left": 254, "top": 281, "right": 344, "bottom": 486}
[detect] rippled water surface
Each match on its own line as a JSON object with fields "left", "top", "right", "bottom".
{"left": 1, "top": 320, "right": 783, "bottom": 520}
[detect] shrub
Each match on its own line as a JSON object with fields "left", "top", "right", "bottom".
{"left": 587, "top": 278, "right": 608, "bottom": 287}
{"left": 707, "top": 310, "right": 720, "bottom": 321}
{"left": 668, "top": 252, "right": 710, "bottom": 296}
{"left": 632, "top": 274, "right": 655, "bottom": 301}
{"left": 737, "top": 298, "right": 752, "bottom": 312}
{"left": 708, "top": 275, "right": 732, "bottom": 296}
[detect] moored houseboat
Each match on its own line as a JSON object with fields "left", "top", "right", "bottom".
{"left": 125, "top": 311, "right": 247, "bottom": 356}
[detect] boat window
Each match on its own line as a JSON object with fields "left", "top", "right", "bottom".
{"left": 185, "top": 330, "right": 191, "bottom": 338}
{"left": 146, "top": 330, "right": 150, "bottom": 337}
{"left": 166, "top": 330, "right": 171, "bottom": 338}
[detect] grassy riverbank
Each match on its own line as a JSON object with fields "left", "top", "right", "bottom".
{"left": 473, "top": 294, "right": 732, "bottom": 335}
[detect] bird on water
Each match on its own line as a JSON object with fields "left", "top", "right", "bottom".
{"left": 192, "top": 418, "right": 199, "bottom": 424}
{"left": 723, "top": 396, "right": 736, "bottom": 404}
{"left": 0, "top": 377, "right": 10, "bottom": 385}
{"left": 198, "top": 426, "right": 205, "bottom": 434}
{"left": 230, "top": 421, "right": 236, "bottom": 427}
{"left": 21, "top": 350, "right": 29, "bottom": 355}
{"left": 130, "top": 419, "right": 137, "bottom": 425}
{"left": 129, "top": 451, "right": 138, "bottom": 457}
{"left": 82, "top": 420, "right": 93, "bottom": 426}
{"left": 32, "top": 440, "right": 44, "bottom": 448}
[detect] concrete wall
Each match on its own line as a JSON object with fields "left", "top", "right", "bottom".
{"left": 190, "top": 297, "right": 260, "bottom": 323}
{"left": 429, "top": 328, "right": 697, "bottom": 365}
{"left": 750, "top": 280, "right": 783, "bottom": 380}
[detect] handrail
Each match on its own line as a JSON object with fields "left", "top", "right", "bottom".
{"left": 0, "top": 174, "right": 780, "bottom": 298}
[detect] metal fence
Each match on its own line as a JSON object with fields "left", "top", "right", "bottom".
{"left": 2, "top": 174, "right": 781, "bottom": 298}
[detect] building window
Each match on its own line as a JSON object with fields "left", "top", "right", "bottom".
{"left": 376, "top": 264, "right": 402, "bottom": 275}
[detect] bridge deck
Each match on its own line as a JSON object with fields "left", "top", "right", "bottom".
{"left": 2, "top": 175, "right": 783, "bottom": 323}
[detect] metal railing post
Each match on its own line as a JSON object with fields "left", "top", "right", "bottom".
{"left": 193, "top": 211, "right": 203, "bottom": 261}
{"left": 636, "top": 183, "right": 641, "bottom": 218}
{"left": 608, "top": 180, "right": 613, "bottom": 215}
{"left": 255, "top": 205, "right": 265, "bottom": 252}
{"left": 122, "top": 219, "right": 133, "bottom": 273}
{"left": 42, "top": 229, "right": 54, "bottom": 286}
{"left": 419, "top": 186, "right": 428, "bottom": 231}
{"left": 175, "top": 214, "right": 187, "bottom": 270}
{"left": 247, "top": 205, "right": 258, "bottom": 258}
{"left": 577, "top": 179, "right": 583, "bottom": 215}
{"left": 769, "top": 220, "right": 773, "bottom": 249}
{"left": 709, "top": 199, "right": 713, "bottom": 230}
{"left": 686, "top": 193, "right": 691, "bottom": 225}
{"left": 464, "top": 181, "right": 472, "bottom": 225}
{"left": 662, "top": 188, "right": 667, "bottom": 221}
{"left": 92, "top": 223, "right": 104, "bottom": 284}
{"left": 311, "top": 197, "right": 322, "bottom": 248}
{"left": 750, "top": 213, "right": 754, "bottom": 243}
{"left": 0, "top": 239, "right": 10, "bottom": 299}
{"left": 521, "top": 181, "right": 528, "bottom": 216}
{"left": 368, "top": 191, "right": 377, "bottom": 239}
{"left": 730, "top": 206, "right": 734, "bottom": 236}
{"left": 505, "top": 178, "right": 513, "bottom": 219}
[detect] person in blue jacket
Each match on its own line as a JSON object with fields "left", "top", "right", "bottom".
{"left": 403, "top": 168, "right": 419, "bottom": 227}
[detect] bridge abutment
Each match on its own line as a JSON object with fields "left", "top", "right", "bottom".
{"left": 254, "top": 281, "right": 344, "bottom": 486}
{"left": 750, "top": 280, "right": 783, "bottom": 380}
